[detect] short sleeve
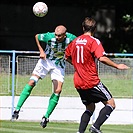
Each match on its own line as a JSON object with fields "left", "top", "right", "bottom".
{"left": 38, "top": 32, "right": 53, "bottom": 42}
{"left": 91, "top": 38, "right": 106, "bottom": 59}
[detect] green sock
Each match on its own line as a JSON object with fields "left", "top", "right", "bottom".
{"left": 16, "top": 84, "right": 33, "bottom": 111}
{"left": 44, "top": 93, "right": 60, "bottom": 118}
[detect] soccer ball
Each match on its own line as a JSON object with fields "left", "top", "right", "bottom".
{"left": 33, "top": 2, "right": 48, "bottom": 17}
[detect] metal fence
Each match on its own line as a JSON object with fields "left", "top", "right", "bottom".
{"left": 0, "top": 50, "right": 133, "bottom": 117}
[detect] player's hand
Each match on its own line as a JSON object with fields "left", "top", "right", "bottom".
{"left": 117, "top": 64, "right": 130, "bottom": 70}
{"left": 40, "top": 52, "right": 46, "bottom": 60}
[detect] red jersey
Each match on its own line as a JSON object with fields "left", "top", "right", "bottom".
{"left": 65, "top": 34, "right": 106, "bottom": 89}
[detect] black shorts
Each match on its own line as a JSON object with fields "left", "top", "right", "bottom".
{"left": 76, "top": 82, "right": 112, "bottom": 105}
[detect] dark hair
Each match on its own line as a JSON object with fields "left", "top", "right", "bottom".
{"left": 82, "top": 17, "right": 96, "bottom": 33}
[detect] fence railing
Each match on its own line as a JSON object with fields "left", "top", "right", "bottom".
{"left": 0, "top": 50, "right": 133, "bottom": 118}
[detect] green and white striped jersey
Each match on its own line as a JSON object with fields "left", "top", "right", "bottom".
{"left": 38, "top": 32, "right": 76, "bottom": 68}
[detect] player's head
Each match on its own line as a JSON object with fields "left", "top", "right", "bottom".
{"left": 82, "top": 17, "right": 96, "bottom": 34}
{"left": 55, "top": 25, "right": 67, "bottom": 42}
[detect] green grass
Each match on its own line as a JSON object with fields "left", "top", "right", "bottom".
{"left": 15, "top": 74, "right": 133, "bottom": 97}
{"left": 100, "top": 74, "right": 133, "bottom": 97}
{"left": 0, "top": 73, "right": 133, "bottom": 97}
{"left": 0, "top": 120, "right": 132, "bottom": 133}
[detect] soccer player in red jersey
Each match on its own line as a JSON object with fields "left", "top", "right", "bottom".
{"left": 65, "top": 17, "right": 130, "bottom": 133}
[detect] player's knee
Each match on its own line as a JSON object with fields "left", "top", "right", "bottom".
{"left": 108, "top": 102, "right": 116, "bottom": 109}
{"left": 110, "top": 100, "right": 116, "bottom": 109}
{"left": 106, "top": 98, "right": 116, "bottom": 109}
{"left": 29, "top": 76, "right": 39, "bottom": 86}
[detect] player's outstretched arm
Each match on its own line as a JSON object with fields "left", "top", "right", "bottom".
{"left": 99, "top": 56, "right": 130, "bottom": 70}
{"left": 116, "top": 64, "right": 130, "bottom": 70}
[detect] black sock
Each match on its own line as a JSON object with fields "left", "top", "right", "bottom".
{"left": 93, "top": 105, "right": 114, "bottom": 130}
{"left": 79, "top": 110, "right": 93, "bottom": 133}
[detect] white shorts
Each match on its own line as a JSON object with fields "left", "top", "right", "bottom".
{"left": 32, "top": 58, "right": 65, "bottom": 82}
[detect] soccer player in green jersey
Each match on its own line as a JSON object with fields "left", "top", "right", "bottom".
{"left": 12, "top": 25, "right": 76, "bottom": 128}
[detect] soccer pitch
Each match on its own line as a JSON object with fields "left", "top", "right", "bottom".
{"left": 0, "top": 120, "right": 132, "bottom": 133}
